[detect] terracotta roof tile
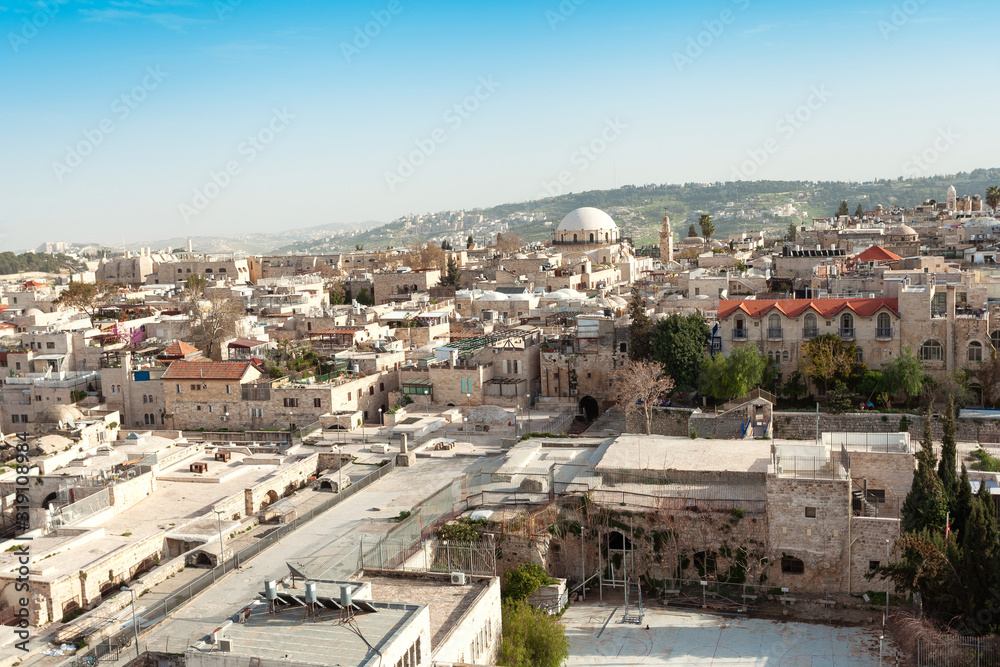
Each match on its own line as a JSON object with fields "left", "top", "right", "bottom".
{"left": 162, "top": 361, "right": 255, "bottom": 380}
{"left": 854, "top": 245, "right": 902, "bottom": 262}
{"left": 160, "top": 341, "right": 201, "bottom": 358}
{"left": 719, "top": 297, "right": 898, "bottom": 320}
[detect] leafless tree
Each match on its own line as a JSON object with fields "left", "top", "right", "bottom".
{"left": 183, "top": 280, "right": 244, "bottom": 360}
{"left": 405, "top": 243, "right": 447, "bottom": 270}
{"left": 495, "top": 232, "right": 524, "bottom": 255}
{"left": 611, "top": 359, "right": 675, "bottom": 434}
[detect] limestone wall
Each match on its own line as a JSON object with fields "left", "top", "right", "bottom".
{"left": 108, "top": 472, "right": 156, "bottom": 513}
{"left": 243, "top": 454, "right": 318, "bottom": 515}
{"left": 848, "top": 516, "right": 900, "bottom": 596}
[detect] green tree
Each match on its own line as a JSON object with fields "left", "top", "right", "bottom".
{"left": 650, "top": 313, "right": 711, "bottom": 391}
{"left": 827, "top": 382, "right": 854, "bottom": 413}
{"left": 441, "top": 239, "right": 453, "bottom": 251}
{"left": 786, "top": 220, "right": 797, "bottom": 241}
{"left": 467, "top": 234, "right": 475, "bottom": 249}
{"left": 938, "top": 396, "right": 958, "bottom": 499}
{"left": 800, "top": 333, "right": 866, "bottom": 394}
{"left": 836, "top": 200, "right": 850, "bottom": 217}
{"left": 329, "top": 280, "right": 346, "bottom": 306}
{"left": 902, "top": 406, "right": 949, "bottom": 533}
{"left": 986, "top": 185, "right": 1000, "bottom": 213}
{"left": 699, "top": 214, "right": 715, "bottom": 243}
{"left": 959, "top": 486, "right": 1000, "bottom": 619}
{"left": 882, "top": 346, "right": 926, "bottom": 404}
{"left": 855, "top": 203, "right": 864, "bottom": 218}
{"left": 627, "top": 286, "right": 653, "bottom": 361}
{"left": 55, "top": 280, "right": 113, "bottom": 320}
{"left": 498, "top": 600, "right": 570, "bottom": 667}
{"left": 953, "top": 464, "right": 974, "bottom": 539}
{"left": 440, "top": 255, "right": 461, "bottom": 287}
{"left": 700, "top": 345, "right": 767, "bottom": 401}
{"left": 782, "top": 370, "right": 807, "bottom": 403}
{"left": 503, "top": 563, "right": 555, "bottom": 602}
{"left": 687, "top": 223, "right": 698, "bottom": 238}
{"left": 355, "top": 287, "right": 374, "bottom": 306}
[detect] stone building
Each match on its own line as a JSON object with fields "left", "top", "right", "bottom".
{"left": 161, "top": 360, "right": 263, "bottom": 430}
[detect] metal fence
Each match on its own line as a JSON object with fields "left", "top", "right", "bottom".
{"left": 917, "top": 635, "right": 1000, "bottom": 666}
{"left": 71, "top": 461, "right": 395, "bottom": 666}
{"left": 50, "top": 488, "right": 111, "bottom": 532}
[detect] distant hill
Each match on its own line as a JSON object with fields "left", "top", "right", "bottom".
{"left": 0, "top": 252, "right": 83, "bottom": 275}
{"left": 272, "top": 169, "right": 1000, "bottom": 255}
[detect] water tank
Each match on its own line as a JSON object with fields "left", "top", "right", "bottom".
{"left": 304, "top": 581, "right": 317, "bottom": 604}
{"left": 340, "top": 585, "right": 353, "bottom": 607}
{"left": 264, "top": 580, "right": 277, "bottom": 600}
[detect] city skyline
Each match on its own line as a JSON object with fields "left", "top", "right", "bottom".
{"left": 2, "top": 0, "right": 995, "bottom": 250}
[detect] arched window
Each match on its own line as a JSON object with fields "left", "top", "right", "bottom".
{"left": 143, "top": 395, "right": 148, "bottom": 404}
{"left": 768, "top": 314, "right": 781, "bottom": 338}
{"left": 920, "top": 340, "right": 944, "bottom": 361}
{"left": 573, "top": 234, "right": 578, "bottom": 242}
{"left": 992, "top": 331, "right": 1000, "bottom": 350}
{"left": 143, "top": 414, "right": 150, "bottom": 425}
{"left": 804, "top": 313, "right": 817, "bottom": 337}
{"left": 589, "top": 233, "right": 594, "bottom": 243}
{"left": 782, "top": 350, "right": 789, "bottom": 362}
{"left": 969, "top": 341, "right": 984, "bottom": 363}
{"left": 781, "top": 556, "right": 805, "bottom": 574}
{"left": 877, "top": 312, "right": 891, "bottom": 334}
{"left": 735, "top": 316, "right": 745, "bottom": 331}
{"left": 856, "top": 348, "right": 863, "bottom": 363}
{"left": 840, "top": 313, "right": 854, "bottom": 336}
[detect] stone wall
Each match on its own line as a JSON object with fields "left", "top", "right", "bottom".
{"left": 848, "top": 517, "right": 900, "bottom": 597}
{"left": 772, "top": 411, "right": 987, "bottom": 442}
{"left": 243, "top": 454, "right": 319, "bottom": 515}
{"left": 627, "top": 408, "right": 693, "bottom": 436}
{"left": 688, "top": 407, "right": 746, "bottom": 439}
{"left": 108, "top": 472, "right": 156, "bottom": 513}
{"left": 766, "top": 476, "right": 851, "bottom": 592}
{"left": 849, "top": 451, "right": 914, "bottom": 513}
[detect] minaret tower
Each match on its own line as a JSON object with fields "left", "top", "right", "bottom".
{"left": 659, "top": 214, "right": 674, "bottom": 264}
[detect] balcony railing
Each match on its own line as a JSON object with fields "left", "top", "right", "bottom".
{"left": 802, "top": 327, "right": 818, "bottom": 339}
{"left": 876, "top": 327, "right": 893, "bottom": 338}
{"left": 839, "top": 328, "right": 855, "bottom": 339}
{"left": 733, "top": 329, "right": 748, "bottom": 340}
{"left": 767, "top": 328, "right": 783, "bottom": 339}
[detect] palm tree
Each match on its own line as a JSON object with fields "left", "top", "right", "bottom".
{"left": 699, "top": 214, "right": 715, "bottom": 244}
{"left": 986, "top": 186, "right": 1000, "bottom": 213}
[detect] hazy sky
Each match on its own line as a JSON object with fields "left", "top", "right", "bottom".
{"left": 1, "top": 0, "right": 994, "bottom": 250}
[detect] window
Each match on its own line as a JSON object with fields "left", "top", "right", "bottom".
{"left": 514, "top": 360, "right": 522, "bottom": 374}
{"left": 46, "top": 342, "right": 55, "bottom": 349}
{"left": 208, "top": 405, "right": 213, "bottom": 413}
{"left": 11, "top": 415, "right": 19, "bottom": 424}
{"left": 992, "top": 330, "right": 1000, "bottom": 350}
{"left": 866, "top": 489, "right": 886, "bottom": 504}
{"left": 969, "top": 341, "right": 983, "bottom": 363}
{"left": 176, "top": 384, "right": 181, "bottom": 393}
{"left": 144, "top": 414, "right": 150, "bottom": 425}
{"left": 250, "top": 407, "right": 263, "bottom": 418}
{"left": 877, "top": 312, "right": 891, "bottom": 333}
{"left": 283, "top": 398, "right": 298, "bottom": 408}
{"left": 380, "top": 382, "right": 385, "bottom": 392}
{"left": 226, "top": 384, "right": 231, "bottom": 394}
{"left": 869, "top": 561, "right": 881, "bottom": 570}
{"left": 620, "top": 342, "right": 627, "bottom": 353}
{"left": 805, "top": 507, "right": 816, "bottom": 518}
{"left": 347, "top": 392, "right": 352, "bottom": 401}
{"left": 314, "top": 398, "right": 322, "bottom": 408}
{"left": 143, "top": 395, "right": 148, "bottom": 404}
{"left": 781, "top": 556, "right": 805, "bottom": 574}
{"left": 369, "top": 386, "right": 374, "bottom": 395}
{"left": 920, "top": 340, "right": 944, "bottom": 361}
{"left": 782, "top": 350, "right": 789, "bottom": 362}
{"left": 856, "top": 348, "right": 863, "bottom": 363}
{"left": 840, "top": 313, "right": 854, "bottom": 331}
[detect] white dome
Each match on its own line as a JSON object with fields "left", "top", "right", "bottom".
{"left": 556, "top": 208, "right": 618, "bottom": 233}
{"left": 477, "top": 291, "right": 508, "bottom": 301}
{"left": 549, "top": 288, "right": 583, "bottom": 299}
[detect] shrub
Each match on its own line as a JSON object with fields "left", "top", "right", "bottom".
{"left": 503, "top": 563, "right": 555, "bottom": 602}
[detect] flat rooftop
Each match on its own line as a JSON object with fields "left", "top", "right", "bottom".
{"left": 596, "top": 435, "right": 772, "bottom": 475}
{"left": 359, "top": 570, "right": 489, "bottom": 649}
{"left": 194, "top": 595, "right": 424, "bottom": 667}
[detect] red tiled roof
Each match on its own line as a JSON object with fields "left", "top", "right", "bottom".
{"left": 159, "top": 340, "right": 201, "bottom": 358}
{"left": 718, "top": 298, "right": 899, "bottom": 320}
{"left": 162, "top": 360, "right": 256, "bottom": 380}
{"left": 854, "top": 245, "right": 902, "bottom": 263}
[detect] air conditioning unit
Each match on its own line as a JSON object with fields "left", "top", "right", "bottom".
{"left": 218, "top": 639, "right": 234, "bottom": 652}
{"left": 450, "top": 571, "right": 467, "bottom": 585}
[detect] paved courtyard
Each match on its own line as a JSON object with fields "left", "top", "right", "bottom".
{"left": 563, "top": 603, "right": 899, "bottom": 666}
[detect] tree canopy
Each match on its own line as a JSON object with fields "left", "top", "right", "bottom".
{"left": 700, "top": 345, "right": 767, "bottom": 401}
{"left": 649, "top": 313, "right": 711, "bottom": 391}
{"left": 799, "top": 333, "right": 865, "bottom": 394}
{"left": 498, "top": 599, "right": 570, "bottom": 667}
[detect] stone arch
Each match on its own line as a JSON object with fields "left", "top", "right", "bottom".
{"left": 42, "top": 492, "right": 59, "bottom": 510}
{"left": 579, "top": 396, "right": 599, "bottom": 421}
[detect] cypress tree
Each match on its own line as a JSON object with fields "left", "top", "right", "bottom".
{"left": 938, "top": 396, "right": 958, "bottom": 499}
{"left": 959, "top": 486, "right": 1000, "bottom": 621}
{"left": 902, "top": 404, "right": 948, "bottom": 533}
{"left": 627, "top": 286, "right": 653, "bottom": 361}
{"left": 953, "top": 464, "right": 974, "bottom": 539}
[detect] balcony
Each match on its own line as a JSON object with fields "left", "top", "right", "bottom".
{"left": 802, "top": 327, "right": 818, "bottom": 339}
{"left": 767, "top": 328, "right": 783, "bottom": 339}
{"left": 876, "top": 327, "right": 893, "bottom": 338}
{"left": 956, "top": 307, "right": 987, "bottom": 320}
{"left": 839, "top": 328, "right": 855, "bottom": 339}
{"left": 733, "top": 329, "right": 748, "bottom": 340}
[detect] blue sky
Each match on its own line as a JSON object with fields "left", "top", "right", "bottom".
{"left": 0, "top": 0, "right": 993, "bottom": 250}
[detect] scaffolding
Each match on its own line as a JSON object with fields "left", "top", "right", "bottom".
{"left": 622, "top": 578, "right": 644, "bottom": 624}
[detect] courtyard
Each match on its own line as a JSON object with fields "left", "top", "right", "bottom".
{"left": 562, "top": 603, "right": 900, "bottom": 666}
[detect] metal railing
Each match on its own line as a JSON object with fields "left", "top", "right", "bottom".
{"left": 876, "top": 327, "right": 893, "bottom": 338}
{"left": 802, "top": 327, "right": 818, "bottom": 339}
{"left": 70, "top": 461, "right": 395, "bottom": 666}
{"left": 917, "top": 634, "right": 1000, "bottom": 666}
{"left": 732, "top": 329, "right": 748, "bottom": 339}
{"left": 767, "top": 328, "right": 783, "bottom": 339}
{"left": 839, "top": 327, "right": 855, "bottom": 339}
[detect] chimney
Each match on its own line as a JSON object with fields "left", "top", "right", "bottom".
{"left": 186, "top": 238, "right": 193, "bottom": 253}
